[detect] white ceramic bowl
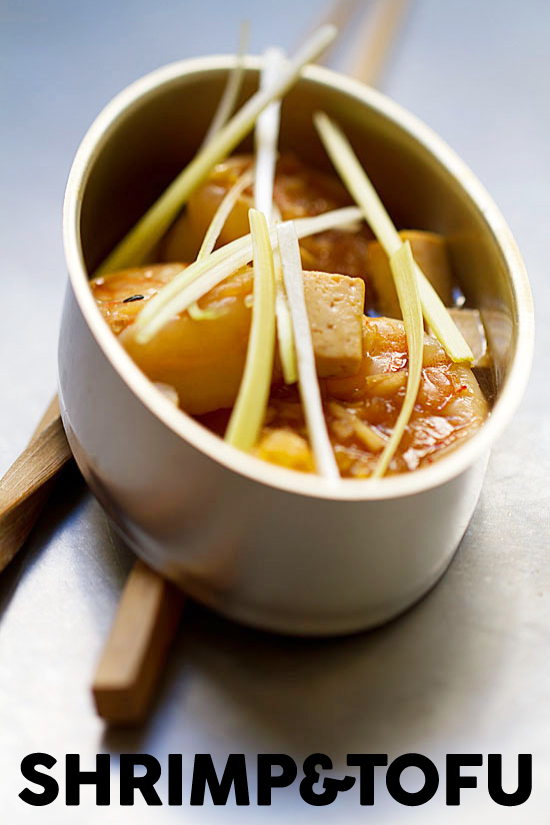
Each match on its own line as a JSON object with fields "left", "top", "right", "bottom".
{"left": 60, "top": 56, "right": 534, "bottom": 635}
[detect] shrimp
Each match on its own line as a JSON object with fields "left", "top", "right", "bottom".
{"left": 256, "top": 317, "right": 488, "bottom": 477}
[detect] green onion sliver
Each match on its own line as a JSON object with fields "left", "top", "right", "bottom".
{"left": 254, "top": 47, "right": 284, "bottom": 222}
{"left": 197, "top": 167, "right": 255, "bottom": 261}
{"left": 199, "top": 21, "right": 250, "bottom": 152}
{"left": 254, "top": 47, "right": 297, "bottom": 384}
{"left": 277, "top": 221, "right": 340, "bottom": 480}
{"left": 313, "top": 112, "right": 473, "bottom": 364}
{"left": 188, "top": 167, "right": 255, "bottom": 320}
{"left": 372, "top": 241, "right": 424, "bottom": 478}
{"left": 132, "top": 205, "right": 362, "bottom": 344}
{"left": 274, "top": 248, "right": 298, "bottom": 383}
{"left": 225, "top": 209, "right": 276, "bottom": 451}
{"left": 94, "top": 25, "right": 337, "bottom": 276}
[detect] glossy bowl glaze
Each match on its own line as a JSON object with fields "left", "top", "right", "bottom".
{"left": 60, "top": 56, "right": 534, "bottom": 635}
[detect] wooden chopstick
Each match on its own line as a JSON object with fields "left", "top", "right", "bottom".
{"left": 92, "top": 560, "right": 185, "bottom": 725}
{"left": 30, "top": 396, "right": 62, "bottom": 440}
{"left": 296, "top": 0, "right": 364, "bottom": 62}
{"left": 0, "top": 392, "right": 182, "bottom": 723}
{"left": 296, "top": 0, "right": 411, "bottom": 84}
{"left": 0, "top": 397, "right": 71, "bottom": 571}
{"left": 342, "top": 0, "right": 411, "bottom": 86}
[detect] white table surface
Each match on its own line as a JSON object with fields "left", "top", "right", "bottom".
{"left": 1, "top": 0, "right": 549, "bottom": 822}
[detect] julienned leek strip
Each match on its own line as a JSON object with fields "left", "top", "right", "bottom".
{"left": 132, "top": 205, "right": 362, "bottom": 344}
{"left": 94, "top": 25, "right": 337, "bottom": 276}
{"left": 313, "top": 112, "right": 473, "bottom": 364}
{"left": 225, "top": 210, "right": 276, "bottom": 451}
{"left": 254, "top": 47, "right": 297, "bottom": 385}
{"left": 273, "top": 249, "right": 298, "bottom": 384}
{"left": 372, "top": 241, "right": 424, "bottom": 478}
{"left": 198, "top": 168, "right": 255, "bottom": 261}
{"left": 198, "top": 21, "right": 250, "bottom": 152}
{"left": 188, "top": 167, "right": 255, "bottom": 320}
{"left": 277, "top": 221, "right": 340, "bottom": 480}
{"left": 190, "top": 22, "right": 252, "bottom": 319}
{"left": 254, "top": 47, "right": 284, "bottom": 223}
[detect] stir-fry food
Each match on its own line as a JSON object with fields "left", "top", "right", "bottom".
{"left": 89, "top": 27, "right": 490, "bottom": 480}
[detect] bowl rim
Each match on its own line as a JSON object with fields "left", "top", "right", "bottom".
{"left": 62, "top": 54, "right": 535, "bottom": 502}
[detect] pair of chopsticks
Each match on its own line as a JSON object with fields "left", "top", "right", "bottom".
{"left": 0, "top": 0, "right": 411, "bottom": 725}
{"left": 304, "top": 0, "right": 410, "bottom": 84}
{"left": 0, "top": 398, "right": 71, "bottom": 570}
{"left": 0, "top": 400, "right": 182, "bottom": 723}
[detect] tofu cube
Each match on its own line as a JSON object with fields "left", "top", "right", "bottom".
{"left": 303, "top": 270, "right": 365, "bottom": 378}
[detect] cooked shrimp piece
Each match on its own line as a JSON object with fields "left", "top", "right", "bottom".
{"left": 256, "top": 317, "right": 488, "bottom": 476}
{"left": 91, "top": 263, "right": 183, "bottom": 334}
{"left": 159, "top": 153, "right": 376, "bottom": 303}
{"left": 324, "top": 316, "right": 488, "bottom": 474}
